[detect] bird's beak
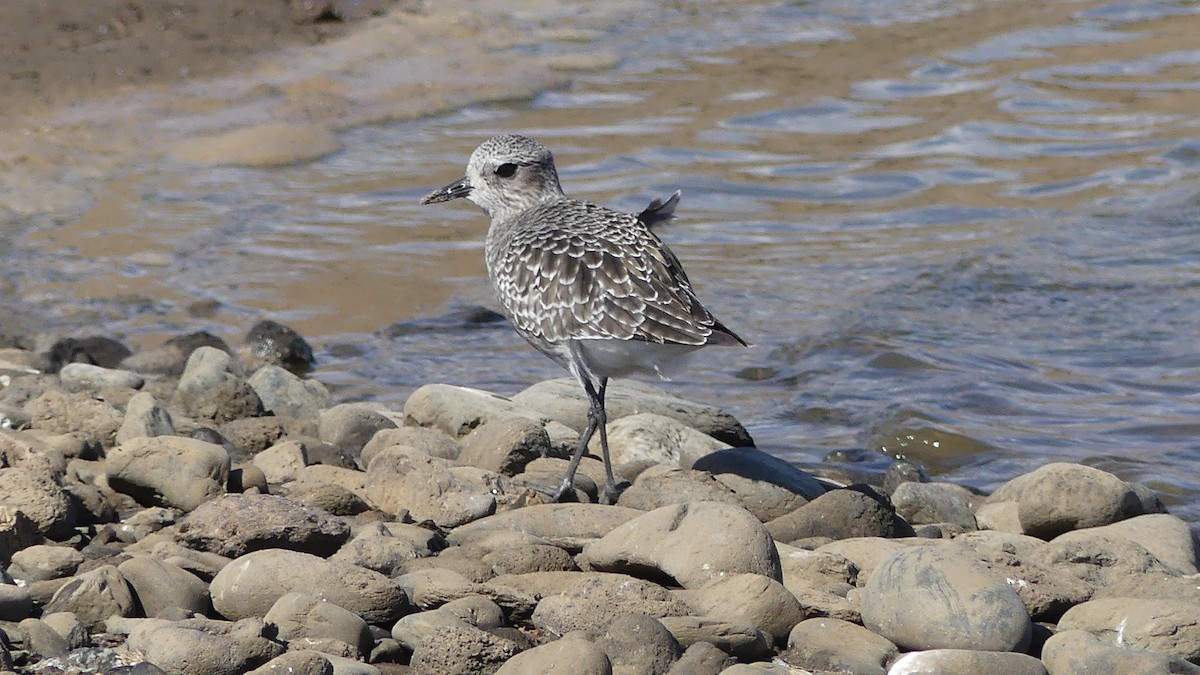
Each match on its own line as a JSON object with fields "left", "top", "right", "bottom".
{"left": 420, "top": 177, "right": 472, "bottom": 205}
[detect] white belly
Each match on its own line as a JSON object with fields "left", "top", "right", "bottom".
{"left": 574, "top": 338, "right": 701, "bottom": 380}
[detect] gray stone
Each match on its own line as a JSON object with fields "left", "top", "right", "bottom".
{"left": 1042, "top": 629, "right": 1200, "bottom": 675}
{"left": 495, "top": 633, "right": 612, "bottom": 674}
{"left": 458, "top": 416, "right": 555, "bottom": 476}
{"left": 41, "top": 611, "right": 88, "bottom": 649}
{"left": 892, "top": 481, "right": 978, "bottom": 530}
{"left": 24, "top": 389, "right": 124, "bottom": 449}
{"left": 989, "top": 462, "right": 1143, "bottom": 539}
{"left": 689, "top": 447, "right": 827, "bottom": 521}
{"left": 860, "top": 546, "right": 1031, "bottom": 652}
{"left": 43, "top": 565, "right": 137, "bottom": 630}
{"left": 209, "top": 549, "right": 410, "bottom": 624}
{"left": 784, "top": 617, "right": 896, "bottom": 675}
{"left": 677, "top": 573, "right": 803, "bottom": 646}
{"left": 0, "top": 468, "right": 75, "bottom": 539}
{"left": 360, "top": 426, "right": 460, "bottom": 468}
{"left": 449, "top": 503, "right": 641, "bottom": 550}
{"left": 106, "top": 436, "right": 230, "bottom": 511}
{"left": 766, "top": 487, "right": 913, "bottom": 543}
{"left": 657, "top": 616, "right": 772, "bottom": 661}
{"left": 594, "top": 612, "right": 680, "bottom": 675}
{"left": 665, "top": 641, "right": 733, "bottom": 675}
{"left": 407, "top": 621, "right": 520, "bottom": 674}
{"left": 115, "top": 392, "right": 176, "bottom": 445}
{"left": 252, "top": 440, "right": 309, "bottom": 484}
{"left": 1032, "top": 533, "right": 1178, "bottom": 585}
{"left": 264, "top": 592, "right": 372, "bottom": 659}
{"left": 616, "top": 466, "right": 744, "bottom": 512}
{"left": 17, "top": 617, "right": 68, "bottom": 659}
{"left": 404, "top": 384, "right": 551, "bottom": 438}
{"left": 247, "top": 365, "right": 331, "bottom": 419}
{"left": 117, "top": 556, "right": 210, "bottom": 617}
{"left": 527, "top": 573, "right": 691, "bottom": 634}
{"left": 125, "top": 617, "right": 285, "bottom": 675}
{"left": 364, "top": 446, "right": 495, "bottom": 528}
{"left": 596, "top": 412, "right": 730, "bottom": 470}
{"left": 776, "top": 545, "right": 859, "bottom": 595}
{"left": 328, "top": 523, "right": 428, "bottom": 576}
{"left": 319, "top": 403, "right": 397, "bottom": 457}
{"left": 172, "top": 346, "right": 265, "bottom": 423}
{"left": 245, "top": 650, "right": 333, "bottom": 675}
{"left": 59, "top": 362, "right": 144, "bottom": 393}
{"left": 481, "top": 543, "right": 576, "bottom": 576}
{"left": 283, "top": 480, "right": 369, "bottom": 516}
{"left": 1051, "top": 513, "right": 1198, "bottom": 575}
{"left": 0, "top": 505, "right": 42, "bottom": 567}
{"left": 513, "top": 378, "right": 753, "bottom": 447}
{"left": 1058, "top": 597, "right": 1200, "bottom": 662}
{"left": 888, "top": 649, "right": 1048, "bottom": 675}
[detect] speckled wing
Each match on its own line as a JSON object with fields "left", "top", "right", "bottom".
{"left": 489, "top": 199, "right": 729, "bottom": 346}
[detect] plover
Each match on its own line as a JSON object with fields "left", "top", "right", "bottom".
{"left": 421, "top": 134, "right": 746, "bottom": 504}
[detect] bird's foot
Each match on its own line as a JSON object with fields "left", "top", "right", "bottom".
{"left": 600, "top": 482, "right": 621, "bottom": 506}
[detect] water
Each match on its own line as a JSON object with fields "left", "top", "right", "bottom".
{"left": 7, "top": 0, "right": 1200, "bottom": 519}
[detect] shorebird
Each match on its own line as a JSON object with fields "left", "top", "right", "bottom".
{"left": 421, "top": 134, "right": 746, "bottom": 504}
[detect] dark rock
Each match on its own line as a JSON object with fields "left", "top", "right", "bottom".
{"left": 595, "top": 612, "right": 680, "bottom": 675}
{"left": 989, "top": 462, "right": 1145, "bottom": 539}
{"left": 44, "top": 336, "right": 131, "bottom": 373}
{"left": 241, "top": 319, "right": 315, "bottom": 373}
{"left": 766, "top": 485, "right": 915, "bottom": 543}
{"left": 172, "top": 346, "right": 265, "bottom": 423}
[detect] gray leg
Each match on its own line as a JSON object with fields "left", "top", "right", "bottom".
{"left": 553, "top": 402, "right": 600, "bottom": 502}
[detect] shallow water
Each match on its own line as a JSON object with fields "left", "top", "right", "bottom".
{"left": 9, "top": 0, "right": 1200, "bottom": 519}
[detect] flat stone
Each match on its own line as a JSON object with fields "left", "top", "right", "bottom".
{"left": 596, "top": 412, "right": 730, "bottom": 469}
{"left": 784, "top": 617, "right": 896, "bottom": 675}
{"left": 7, "top": 544, "right": 83, "bottom": 582}
{"left": 448, "top": 503, "right": 641, "bottom": 551}
{"left": 766, "top": 486, "right": 913, "bottom": 543}
{"left": 106, "top": 436, "right": 230, "bottom": 512}
{"left": 676, "top": 573, "right": 803, "bottom": 646}
{"left": 404, "top": 384, "right": 549, "bottom": 438}
{"left": 1051, "top": 513, "right": 1198, "bottom": 575}
{"left": 365, "top": 446, "right": 495, "bottom": 528}
{"left": 689, "top": 447, "right": 826, "bottom": 521}
{"left": 360, "top": 426, "right": 460, "bottom": 468}
{"left": 1058, "top": 597, "right": 1200, "bottom": 662}
{"left": 657, "top": 616, "right": 772, "bottom": 661}
{"left": 59, "top": 363, "right": 144, "bottom": 393}
{"left": 319, "top": 403, "right": 397, "bottom": 458}
{"left": 1042, "top": 629, "right": 1200, "bottom": 675}
{"left": 524, "top": 572, "right": 691, "bottom": 634}
{"left": 125, "top": 617, "right": 285, "bottom": 675}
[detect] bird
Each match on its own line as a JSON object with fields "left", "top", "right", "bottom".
{"left": 421, "top": 134, "right": 746, "bottom": 504}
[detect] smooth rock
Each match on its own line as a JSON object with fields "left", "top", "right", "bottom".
{"left": 41, "top": 610, "right": 89, "bottom": 649}
{"left": 448, "top": 503, "right": 641, "bottom": 550}
{"left": 458, "top": 416, "right": 555, "bottom": 476}
{"left": 1058, "top": 597, "right": 1200, "bottom": 662}
{"left": 172, "top": 346, "right": 265, "bottom": 423}
{"left": 496, "top": 633, "right": 612, "bottom": 674}
{"left": 125, "top": 617, "right": 285, "bottom": 675}
{"left": 264, "top": 592, "right": 372, "bottom": 659}
{"left": 7, "top": 544, "right": 83, "bottom": 582}
{"left": 174, "top": 493, "right": 350, "bottom": 558}
{"left": 404, "top": 384, "right": 548, "bottom": 438}
{"left": 24, "top": 389, "right": 123, "bottom": 448}
{"left": 888, "top": 649, "right": 1048, "bottom": 675}
{"left": 106, "top": 436, "right": 230, "bottom": 511}
{"left": 59, "top": 363, "right": 144, "bottom": 393}
{"left": 616, "top": 466, "right": 744, "bottom": 511}
{"left": 18, "top": 617, "right": 68, "bottom": 659}
{"left": 689, "top": 447, "right": 826, "bottom": 521}
{"left": 666, "top": 641, "right": 734, "bottom": 675}
{"left": 657, "top": 616, "right": 772, "bottom": 661}
{"left": 597, "top": 412, "right": 730, "bottom": 470}
{"left": 115, "top": 392, "right": 176, "bottom": 445}
{"left": 43, "top": 565, "right": 136, "bottom": 630}
{"left": 360, "top": 426, "right": 460, "bottom": 468}
{"left": 513, "top": 378, "right": 753, "bottom": 446}
{"left": 247, "top": 365, "right": 331, "bottom": 420}
{"left": 989, "top": 462, "right": 1143, "bottom": 539}
{"left": 0, "top": 505, "right": 42, "bottom": 566}
{"left": 117, "top": 556, "right": 210, "bottom": 617}
{"left": 677, "top": 573, "right": 803, "bottom": 646}
{"left": 766, "top": 486, "right": 914, "bottom": 543}
{"left": 891, "top": 481, "right": 977, "bottom": 529}
{"left": 581, "top": 502, "right": 781, "bottom": 588}
{"left": 0, "top": 468, "right": 75, "bottom": 539}
{"left": 252, "top": 440, "right": 309, "bottom": 484}
{"left": 365, "top": 446, "right": 495, "bottom": 528}
{"left": 319, "top": 403, "right": 397, "bottom": 458}
{"left": 784, "top": 617, "right": 896, "bottom": 675}
{"left": 209, "top": 549, "right": 409, "bottom": 624}
{"left": 240, "top": 320, "right": 315, "bottom": 372}
{"left": 527, "top": 572, "right": 691, "bottom": 634}
{"left": 1032, "top": 533, "right": 1178, "bottom": 585}
{"left": 776, "top": 545, "right": 859, "bottom": 595}
{"left": 284, "top": 481, "right": 369, "bottom": 517}
{"left": 1041, "top": 629, "right": 1200, "bottom": 675}
{"left": 860, "top": 546, "right": 1031, "bottom": 652}
{"left": 245, "top": 649, "right": 333, "bottom": 675}
{"left": 1051, "top": 513, "right": 1198, "bottom": 575}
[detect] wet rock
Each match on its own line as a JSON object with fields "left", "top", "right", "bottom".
{"left": 44, "top": 336, "right": 132, "bottom": 372}
{"left": 241, "top": 320, "right": 315, "bottom": 373}
{"left": 174, "top": 493, "right": 350, "bottom": 558}
{"left": 783, "top": 617, "right": 896, "bottom": 675}
{"left": 861, "top": 545, "right": 1031, "bottom": 652}
{"left": 106, "top": 436, "right": 230, "bottom": 511}
{"left": 404, "top": 383, "right": 549, "bottom": 438}
{"left": 581, "top": 502, "right": 780, "bottom": 587}
{"left": 513, "top": 378, "right": 753, "bottom": 447}
{"left": 891, "top": 481, "right": 977, "bottom": 529}
{"left": 1041, "top": 629, "right": 1200, "bottom": 675}
{"left": 7, "top": 544, "right": 83, "bottom": 582}
{"left": 526, "top": 572, "right": 691, "bottom": 634}
{"left": 115, "top": 392, "right": 176, "bottom": 445}
{"left": 319, "top": 403, "right": 397, "bottom": 458}
{"left": 365, "top": 446, "right": 495, "bottom": 528}
{"left": 58, "top": 363, "right": 144, "bottom": 393}
{"left": 598, "top": 412, "right": 730, "bottom": 469}
{"left": 989, "top": 462, "right": 1144, "bottom": 539}
{"left": 125, "top": 617, "right": 285, "bottom": 675}
{"left": 264, "top": 592, "right": 372, "bottom": 659}
{"left": 594, "top": 612, "right": 680, "bottom": 675}
{"left": 766, "top": 486, "right": 914, "bottom": 543}
{"left": 889, "top": 649, "right": 1048, "bottom": 675}
{"left": 496, "top": 633, "right": 612, "bottom": 674}
{"left": 210, "top": 549, "right": 410, "bottom": 624}
{"left": 360, "top": 426, "right": 460, "bottom": 468}
{"left": 246, "top": 649, "right": 333, "bottom": 675}
{"left": 666, "top": 641, "right": 733, "bottom": 675}
{"left": 172, "top": 346, "right": 265, "bottom": 423}
{"left": 458, "top": 416, "right": 555, "bottom": 476}
{"left": 1058, "top": 597, "right": 1200, "bottom": 662}
{"left": 43, "top": 565, "right": 136, "bottom": 630}
{"left": 677, "top": 573, "right": 803, "bottom": 646}
{"left": 247, "top": 365, "right": 331, "bottom": 419}
{"left": 657, "top": 616, "right": 772, "bottom": 661}
{"left": 0, "top": 583, "right": 32, "bottom": 621}
{"left": 1051, "top": 513, "right": 1198, "bottom": 575}
{"left": 0, "top": 467, "right": 75, "bottom": 539}
{"left": 252, "top": 440, "right": 309, "bottom": 484}
{"left": 117, "top": 556, "right": 210, "bottom": 617}
{"left": 407, "top": 621, "right": 520, "bottom": 674}
{"left": 25, "top": 389, "right": 123, "bottom": 448}
{"left": 689, "top": 447, "right": 826, "bottom": 521}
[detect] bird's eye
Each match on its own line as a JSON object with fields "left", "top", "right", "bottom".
{"left": 495, "top": 163, "right": 518, "bottom": 178}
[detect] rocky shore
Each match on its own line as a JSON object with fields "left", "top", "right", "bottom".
{"left": 0, "top": 322, "right": 1197, "bottom": 675}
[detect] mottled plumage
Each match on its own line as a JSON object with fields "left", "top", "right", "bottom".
{"left": 421, "top": 134, "right": 745, "bottom": 503}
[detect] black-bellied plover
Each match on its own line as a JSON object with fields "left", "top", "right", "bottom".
{"left": 421, "top": 134, "right": 746, "bottom": 504}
